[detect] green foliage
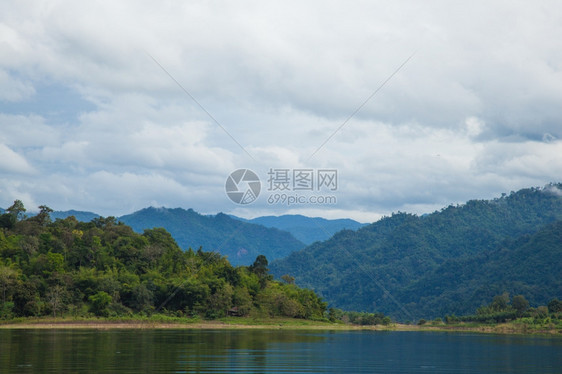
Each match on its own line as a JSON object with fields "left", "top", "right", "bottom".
{"left": 89, "top": 291, "right": 112, "bottom": 316}
{"left": 324, "top": 307, "right": 391, "bottom": 325}
{"left": 0, "top": 200, "right": 26, "bottom": 230}
{"left": 7, "top": 200, "right": 26, "bottom": 221}
{"left": 270, "top": 185, "right": 562, "bottom": 320}
{"left": 0, "top": 201, "right": 326, "bottom": 321}
{"left": 547, "top": 299, "right": 562, "bottom": 313}
{"left": 512, "top": 295, "right": 529, "bottom": 315}
{"left": 249, "top": 255, "right": 271, "bottom": 289}
{"left": 118, "top": 208, "right": 305, "bottom": 266}
{"left": 449, "top": 293, "right": 560, "bottom": 325}
{"left": 281, "top": 274, "right": 295, "bottom": 284}
{"left": 0, "top": 214, "right": 16, "bottom": 230}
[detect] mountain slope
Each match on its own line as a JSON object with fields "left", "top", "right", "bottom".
{"left": 397, "top": 220, "right": 562, "bottom": 318}
{"left": 50, "top": 210, "right": 100, "bottom": 222}
{"left": 119, "top": 207, "right": 305, "bottom": 266}
{"left": 234, "top": 214, "right": 366, "bottom": 244}
{"left": 270, "top": 184, "right": 562, "bottom": 320}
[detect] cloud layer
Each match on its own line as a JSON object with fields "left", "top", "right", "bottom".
{"left": 1, "top": 1, "right": 561, "bottom": 221}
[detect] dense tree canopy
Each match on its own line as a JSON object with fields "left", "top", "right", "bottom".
{"left": 0, "top": 202, "right": 326, "bottom": 320}
{"left": 271, "top": 185, "right": 562, "bottom": 320}
{"left": 445, "top": 293, "right": 561, "bottom": 325}
{"left": 118, "top": 208, "right": 305, "bottom": 266}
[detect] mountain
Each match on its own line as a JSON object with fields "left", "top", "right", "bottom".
{"left": 119, "top": 207, "right": 305, "bottom": 266}
{"left": 6, "top": 204, "right": 364, "bottom": 257}
{"left": 397, "top": 220, "right": 562, "bottom": 318}
{"left": 233, "top": 214, "right": 366, "bottom": 244}
{"left": 270, "top": 184, "right": 562, "bottom": 320}
{"left": 1, "top": 207, "right": 99, "bottom": 222}
{"left": 50, "top": 210, "right": 100, "bottom": 222}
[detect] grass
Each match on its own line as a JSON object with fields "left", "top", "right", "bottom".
{"left": 414, "top": 320, "right": 562, "bottom": 336}
{"left": 1, "top": 315, "right": 561, "bottom": 335}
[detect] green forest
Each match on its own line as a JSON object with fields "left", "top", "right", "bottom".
{"left": 119, "top": 207, "right": 305, "bottom": 266}
{"left": 0, "top": 201, "right": 326, "bottom": 320}
{"left": 443, "top": 293, "right": 562, "bottom": 325}
{"left": 1, "top": 184, "right": 561, "bottom": 326}
{"left": 270, "top": 184, "right": 562, "bottom": 320}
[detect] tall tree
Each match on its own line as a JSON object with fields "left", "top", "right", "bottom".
{"left": 34, "top": 205, "right": 53, "bottom": 226}
{"left": 512, "top": 295, "right": 529, "bottom": 315}
{"left": 250, "top": 255, "right": 270, "bottom": 289}
{"left": 0, "top": 266, "right": 18, "bottom": 304}
{"left": 6, "top": 200, "right": 26, "bottom": 220}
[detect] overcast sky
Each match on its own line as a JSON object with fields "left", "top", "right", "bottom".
{"left": 1, "top": 1, "right": 561, "bottom": 222}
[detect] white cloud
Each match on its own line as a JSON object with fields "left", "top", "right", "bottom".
{"left": 0, "top": 114, "right": 58, "bottom": 147}
{"left": 0, "top": 70, "right": 35, "bottom": 102}
{"left": 0, "top": 0, "right": 561, "bottom": 221}
{"left": 0, "top": 143, "right": 35, "bottom": 174}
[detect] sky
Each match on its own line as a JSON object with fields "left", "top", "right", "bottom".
{"left": 1, "top": 1, "right": 561, "bottom": 223}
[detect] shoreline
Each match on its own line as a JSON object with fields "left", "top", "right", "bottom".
{"left": 1, "top": 318, "right": 560, "bottom": 336}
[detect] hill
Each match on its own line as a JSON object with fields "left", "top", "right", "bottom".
{"left": 270, "top": 184, "right": 562, "bottom": 320}
{"left": 21, "top": 207, "right": 361, "bottom": 264}
{"left": 119, "top": 207, "right": 305, "bottom": 266}
{"left": 397, "top": 220, "right": 562, "bottom": 318}
{"left": 233, "top": 214, "right": 366, "bottom": 244}
{"left": 0, "top": 210, "right": 326, "bottom": 320}
{"left": 50, "top": 210, "right": 100, "bottom": 222}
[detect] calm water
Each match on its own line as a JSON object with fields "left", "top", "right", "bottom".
{"left": 0, "top": 329, "right": 560, "bottom": 373}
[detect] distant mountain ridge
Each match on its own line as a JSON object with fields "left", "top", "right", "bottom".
{"left": 118, "top": 207, "right": 305, "bottom": 265}
{"left": 44, "top": 208, "right": 365, "bottom": 263}
{"left": 232, "top": 214, "right": 366, "bottom": 244}
{"left": 50, "top": 210, "right": 100, "bottom": 222}
{"left": 270, "top": 184, "right": 562, "bottom": 320}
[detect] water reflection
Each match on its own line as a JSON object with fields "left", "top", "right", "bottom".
{"left": 0, "top": 329, "right": 327, "bottom": 373}
{"left": 0, "top": 329, "right": 560, "bottom": 373}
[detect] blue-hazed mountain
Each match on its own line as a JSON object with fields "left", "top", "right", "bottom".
{"left": 2, "top": 207, "right": 98, "bottom": 222}
{"left": 50, "top": 210, "right": 100, "bottom": 222}
{"left": 118, "top": 207, "right": 305, "bottom": 266}
{"left": 395, "top": 219, "right": 562, "bottom": 319}
{"left": 232, "top": 214, "right": 366, "bottom": 244}
{"left": 45, "top": 208, "right": 361, "bottom": 263}
{"left": 270, "top": 184, "right": 562, "bottom": 321}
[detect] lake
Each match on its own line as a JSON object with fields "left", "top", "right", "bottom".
{"left": 0, "top": 329, "right": 560, "bottom": 373}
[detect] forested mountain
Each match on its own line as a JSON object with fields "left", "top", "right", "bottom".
{"left": 50, "top": 210, "right": 100, "bottom": 222}
{"left": 0, "top": 207, "right": 326, "bottom": 320}
{"left": 270, "top": 184, "right": 562, "bottom": 320}
{"left": 119, "top": 207, "right": 305, "bottom": 266}
{"left": 41, "top": 208, "right": 314, "bottom": 265}
{"left": 232, "top": 214, "right": 366, "bottom": 244}
{"left": 40, "top": 209, "right": 365, "bottom": 260}
{"left": 397, "top": 220, "right": 562, "bottom": 318}
{"left": 47, "top": 209, "right": 364, "bottom": 249}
